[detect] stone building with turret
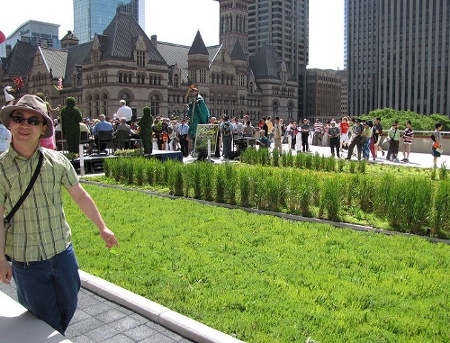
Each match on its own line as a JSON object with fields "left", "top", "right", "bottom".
{"left": 1, "top": 3, "right": 298, "bottom": 123}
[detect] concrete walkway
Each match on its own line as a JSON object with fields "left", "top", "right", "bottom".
{"left": 185, "top": 141, "right": 450, "bottom": 169}
{"left": 0, "top": 270, "right": 244, "bottom": 343}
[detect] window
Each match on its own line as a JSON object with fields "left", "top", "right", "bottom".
{"left": 136, "top": 51, "right": 146, "bottom": 67}
{"left": 88, "top": 95, "right": 93, "bottom": 117}
{"left": 95, "top": 94, "right": 100, "bottom": 117}
{"left": 151, "top": 94, "right": 160, "bottom": 116}
{"left": 200, "top": 70, "right": 206, "bottom": 83}
{"left": 102, "top": 94, "right": 108, "bottom": 114}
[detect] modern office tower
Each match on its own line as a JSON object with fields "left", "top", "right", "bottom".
{"left": 74, "top": 0, "right": 145, "bottom": 43}
{"left": 346, "top": 0, "right": 450, "bottom": 117}
{"left": 247, "top": 0, "right": 309, "bottom": 119}
{"left": 0, "top": 20, "right": 60, "bottom": 58}
{"left": 306, "top": 69, "right": 342, "bottom": 122}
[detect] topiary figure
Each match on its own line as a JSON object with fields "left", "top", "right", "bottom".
{"left": 138, "top": 106, "right": 153, "bottom": 155}
{"left": 60, "top": 97, "right": 83, "bottom": 153}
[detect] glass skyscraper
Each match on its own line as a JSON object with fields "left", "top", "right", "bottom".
{"left": 74, "top": 0, "right": 145, "bottom": 43}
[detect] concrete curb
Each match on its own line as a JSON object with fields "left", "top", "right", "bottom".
{"left": 79, "top": 270, "right": 245, "bottom": 343}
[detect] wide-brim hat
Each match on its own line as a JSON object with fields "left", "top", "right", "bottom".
{"left": 0, "top": 94, "right": 54, "bottom": 138}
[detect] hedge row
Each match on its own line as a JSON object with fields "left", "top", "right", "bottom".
{"left": 104, "top": 157, "right": 450, "bottom": 238}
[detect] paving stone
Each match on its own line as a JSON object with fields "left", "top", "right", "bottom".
{"left": 123, "top": 324, "right": 158, "bottom": 340}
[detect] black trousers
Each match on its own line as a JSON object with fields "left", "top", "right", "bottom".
{"left": 179, "top": 134, "right": 188, "bottom": 157}
{"left": 347, "top": 135, "right": 362, "bottom": 160}
{"left": 330, "top": 137, "right": 340, "bottom": 156}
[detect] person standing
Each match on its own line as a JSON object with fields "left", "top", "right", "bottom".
{"left": 177, "top": 118, "right": 189, "bottom": 157}
{"left": 300, "top": 118, "right": 310, "bottom": 152}
{"left": 339, "top": 116, "right": 350, "bottom": 150}
{"left": 0, "top": 118, "right": 11, "bottom": 152}
{"left": 186, "top": 87, "right": 210, "bottom": 156}
{"left": 361, "top": 120, "right": 373, "bottom": 161}
{"left": 36, "top": 93, "right": 59, "bottom": 150}
{"left": 272, "top": 116, "right": 283, "bottom": 155}
{"left": 116, "top": 99, "right": 132, "bottom": 124}
{"left": 432, "top": 122, "right": 443, "bottom": 168}
{"left": 386, "top": 120, "right": 400, "bottom": 162}
{"left": 401, "top": 120, "right": 414, "bottom": 162}
{"left": 220, "top": 115, "right": 233, "bottom": 159}
{"left": 0, "top": 94, "right": 118, "bottom": 334}
{"left": 328, "top": 120, "right": 341, "bottom": 157}
{"left": 346, "top": 118, "right": 363, "bottom": 160}
{"left": 372, "top": 117, "right": 384, "bottom": 157}
{"left": 322, "top": 120, "right": 330, "bottom": 147}
{"left": 266, "top": 116, "right": 274, "bottom": 142}
{"left": 312, "top": 118, "right": 323, "bottom": 146}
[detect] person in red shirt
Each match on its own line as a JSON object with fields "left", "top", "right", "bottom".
{"left": 339, "top": 116, "right": 350, "bottom": 150}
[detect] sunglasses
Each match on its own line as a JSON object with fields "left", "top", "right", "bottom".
{"left": 11, "top": 115, "right": 45, "bottom": 126}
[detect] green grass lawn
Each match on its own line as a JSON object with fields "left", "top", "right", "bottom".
{"left": 67, "top": 183, "right": 450, "bottom": 343}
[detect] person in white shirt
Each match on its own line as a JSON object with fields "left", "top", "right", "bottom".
{"left": 116, "top": 100, "right": 132, "bottom": 124}
{"left": 0, "top": 119, "right": 11, "bottom": 152}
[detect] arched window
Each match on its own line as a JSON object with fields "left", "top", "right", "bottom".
{"left": 272, "top": 100, "right": 279, "bottom": 117}
{"left": 288, "top": 101, "right": 294, "bottom": 118}
{"left": 95, "top": 94, "right": 100, "bottom": 117}
{"left": 88, "top": 95, "right": 93, "bottom": 117}
{"left": 102, "top": 94, "right": 108, "bottom": 115}
{"left": 118, "top": 72, "right": 123, "bottom": 83}
{"left": 174, "top": 74, "right": 179, "bottom": 88}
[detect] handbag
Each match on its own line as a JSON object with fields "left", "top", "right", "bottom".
{"left": 436, "top": 147, "right": 444, "bottom": 154}
{"left": 3, "top": 151, "right": 43, "bottom": 224}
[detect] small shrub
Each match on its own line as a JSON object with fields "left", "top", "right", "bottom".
{"left": 313, "top": 153, "right": 321, "bottom": 171}
{"left": 295, "top": 153, "right": 306, "bottom": 169}
{"left": 202, "top": 163, "right": 215, "bottom": 201}
{"left": 172, "top": 164, "right": 184, "bottom": 196}
{"left": 215, "top": 165, "right": 226, "bottom": 203}
{"left": 135, "top": 158, "right": 146, "bottom": 186}
{"left": 324, "top": 155, "right": 336, "bottom": 172}
{"left": 337, "top": 158, "right": 345, "bottom": 172}
{"left": 238, "top": 168, "right": 252, "bottom": 207}
{"left": 319, "top": 177, "right": 341, "bottom": 221}
{"left": 193, "top": 163, "right": 202, "bottom": 199}
{"left": 439, "top": 162, "right": 448, "bottom": 180}
{"left": 358, "top": 160, "right": 367, "bottom": 173}
{"left": 431, "top": 181, "right": 450, "bottom": 236}
{"left": 260, "top": 148, "right": 270, "bottom": 166}
{"left": 430, "top": 167, "right": 436, "bottom": 180}
{"left": 224, "top": 163, "right": 237, "bottom": 205}
{"left": 304, "top": 154, "right": 313, "bottom": 169}
{"left": 272, "top": 149, "right": 280, "bottom": 167}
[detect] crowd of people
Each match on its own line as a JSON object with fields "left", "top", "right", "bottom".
{"left": 2, "top": 91, "right": 444, "bottom": 167}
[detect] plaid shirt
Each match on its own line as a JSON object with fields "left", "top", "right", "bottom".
{"left": 0, "top": 147, "right": 79, "bottom": 262}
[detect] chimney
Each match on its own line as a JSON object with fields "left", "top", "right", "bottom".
{"left": 151, "top": 35, "right": 157, "bottom": 48}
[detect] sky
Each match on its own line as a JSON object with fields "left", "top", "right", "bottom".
{"left": 1, "top": 0, "right": 344, "bottom": 70}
